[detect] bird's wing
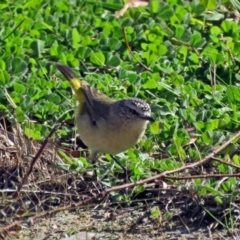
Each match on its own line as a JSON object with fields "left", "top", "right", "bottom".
{"left": 55, "top": 63, "right": 115, "bottom": 124}
{"left": 81, "top": 81, "right": 115, "bottom": 124}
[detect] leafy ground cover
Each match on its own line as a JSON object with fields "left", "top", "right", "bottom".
{"left": 1, "top": 0, "right": 240, "bottom": 239}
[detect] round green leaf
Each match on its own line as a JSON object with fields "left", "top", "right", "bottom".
{"left": 0, "top": 70, "right": 10, "bottom": 85}
{"left": 13, "top": 82, "right": 26, "bottom": 94}
{"left": 107, "top": 55, "right": 120, "bottom": 67}
{"left": 11, "top": 57, "right": 28, "bottom": 76}
{"left": 90, "top": 51, "right": 105, "bottom": 66}
{"left": 150, "top": 121, "right": 159, "bottom": 134}
{"left": 227, "top": 85, "right": 240, "bottom": 103}
{"left": 30, "top": 40, "right": 45, "bottom": 57}
{"left": 47, "top": 93, "right": 62, "bottom": 104}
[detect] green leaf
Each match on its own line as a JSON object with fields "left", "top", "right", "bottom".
{"left": 85, "top": 0, "right": 122, "bottom": 11}
{"left": 50, "top": 45, "right": 59, "bottom": 56}
{"left": 109, "top": 38, "right": 121, "bottom": 50}
{"left": 150, "top": 206, "right": 161, "bottom": 218}
{"left": 221, "top": 20, "right": 238, "bottom": 33}
{"left": 0, "top": 70, "right": 10, "bottom": 85}
{"left": 24, "top": 127, "right": 42, "bottom": 140}
{"left": 148, "top": 34, "right": 156, "bottom": 42}
{"left": 34, "top": 21, "right": 53, "bottom": 31}
{"left": 149, "top": 0, "right": 160, "bottom": 13}
{"left": 0, "top": 103, "right": 7, "bottom": 111}
{"left": 158, "top": 4, "right": 173, "bottom": 20}
{"left": 204, "top": 11, "right": 224, "bottom": 21}
{"left": 107, "top": 55, "right": 121, "bottom": 67}
{"left": 30, "top": 40, "right": 45, "bottom": 57}
{"left": 210, "top": 26, "right": 222, "bottom": 35}
{"left": 175, "top": 25, "right": 185, "bottom": 39}
{"left": 143, "top": 78, "right": 158, "bottom": 89}
{"left": 47, "top": 93, "right": 61, "bottom": 104}
{"left": 189, "top": 53, "right": 199, "bottom": 63}
{"left": 72, "top": 28, "right": 80, "bottom": 48}
{"left": 11, "top": 57, "right": 28, "bottom": 75}
{"left": 200, "top": 0, "right": 216, "bottom": 10}
{"left": 149, "top": 0, "right": 173, "bottom": 19}
{"left": 0, "top": 60, "right": 6, "bottom": 70}
{"left": 158, "top": 44, "right": 168, "bottom": 55}
{"left": 56, "top": 1, "right": 69, "bottom": 11}
{"left": 58, "top": 150, "right": 78, "bottom": 167}
{"left": 15, "top": 107, "right": 25, "bottom": 122}
{"left": 227, "top": 85, "right": 240, "bottom": 103}
{"left": 232, "top": 155, "right": 240, "bottom": 165}
{"left": 90, "top": 51, "right": 105, "bottom": 66}
{"left": 190, "top": 31, "right": 202, "bottom": 47}
{"left": 13, "top": 83, "right": 26, "bottom": 94}
{"left": 81, "top": 36, "right": 92, "bottom": 46}
{"left": 214, "top": 196, "right": 223, "bottom": 204}
{"left": 150, "top": 121, "right": 159, "bottom": 134}
{"left": 0, "top": 3, "right": 8, "bottom": 10}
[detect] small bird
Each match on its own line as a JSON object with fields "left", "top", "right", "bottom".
{"left": 55, "top": 63, "right": 154, "bottom": 174}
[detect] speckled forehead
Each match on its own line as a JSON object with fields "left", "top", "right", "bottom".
{"left": 132, "top": 100, "right": 150, "bottom": 111}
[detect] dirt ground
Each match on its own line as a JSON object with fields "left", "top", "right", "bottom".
{"left": 2, "top": 180, "right": 239, "bottom": 240}
{"left": 15, "top": 208, "right": 238, "bottom": 240}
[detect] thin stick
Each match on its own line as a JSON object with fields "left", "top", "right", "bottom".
{"left": 122, "top": 27, "right": 151, "bottom": 72}
{"left": 212, "top": 157, "right": 240, "bottom": 170}
{"left": 13, "top": 123, "right": 62, "bottom": 199}
{"left": 164, "top": 173, "right": 240, "bottom": 180}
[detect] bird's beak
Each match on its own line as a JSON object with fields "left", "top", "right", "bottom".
{"left": 143, "top": 116, "right": 154, "bottom": 122}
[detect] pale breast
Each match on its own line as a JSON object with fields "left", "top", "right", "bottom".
{"left": 76, "top": 112, "right": 148, "bottom": 155}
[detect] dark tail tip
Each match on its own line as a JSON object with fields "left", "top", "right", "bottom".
{"left": 55, "top": 63, "right": 76, "bottom": 80}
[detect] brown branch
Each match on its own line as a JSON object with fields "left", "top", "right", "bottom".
{"left": 122, "top": 27, "right": 151, "bottom": 72}
{"left": 33, "top": 192, "right": 106, "bottom": 219}
{"left": 212, "top": 157, "right": 240, "bottom": 170}
{"left": 13, "top": 122, "right": 63, "bottom": 199}
{"left": 0, "top": 220, "right": 22, "bottom": 237}
{"left": 164, "top": 173, "right": 240, "bottom": 180}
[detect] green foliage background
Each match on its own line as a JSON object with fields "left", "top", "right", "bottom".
{"left": 1, "top": 0, "right": 240, "bottom": 201}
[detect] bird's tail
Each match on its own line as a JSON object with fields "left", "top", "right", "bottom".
{"left": 55, "top": 63, "right": 76, "bottom": 80}
{"left": 55, "top": 63, "right": 85, "bottom": 102}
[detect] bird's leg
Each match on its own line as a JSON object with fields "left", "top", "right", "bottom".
{"left": 90, "top": 151, "right": 98, "bottom": 179}
{"left": 111, "top": 155, "right": 128, "bottom": 183}
{"left": 90, "top": 151, "right": 106, "bottom": 191}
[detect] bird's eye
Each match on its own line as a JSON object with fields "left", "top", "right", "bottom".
{"left": 129, "top": 109, "right": 138, "bottom": 115}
